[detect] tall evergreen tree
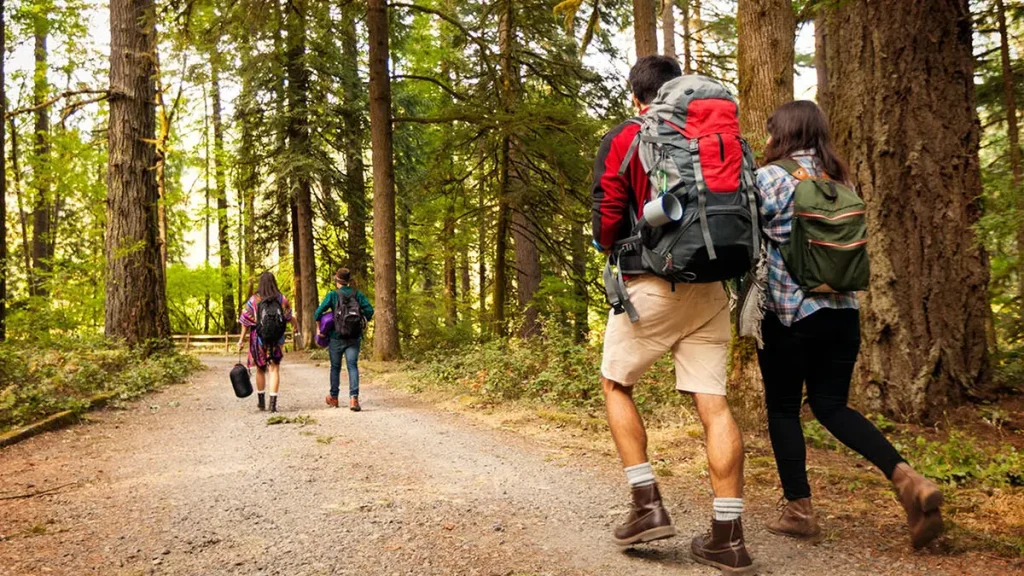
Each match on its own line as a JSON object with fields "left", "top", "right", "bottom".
{"left": 105, "top": 0, "right": 170, "bottom": 345}
{"left": 369, "top": 0, "right": 400, "bottom": 360}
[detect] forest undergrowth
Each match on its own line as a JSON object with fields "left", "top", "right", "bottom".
{"left": 0, "top": 338, "right": 201, "bottom": 434}
{"left": 354, "top": 328, "right": 1024, "bottom": 561}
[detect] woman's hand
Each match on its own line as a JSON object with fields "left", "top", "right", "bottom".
{"left": 237, "top": 338, "right": 245, "bottom": 351}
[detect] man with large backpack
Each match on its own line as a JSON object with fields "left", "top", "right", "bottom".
{"left": 592, "top": 56, "right": 756, "bottom": 574}
{"left": 314, "top": 268, "right": 374, "bottom": 412}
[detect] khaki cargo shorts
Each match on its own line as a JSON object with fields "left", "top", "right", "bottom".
{"left": 601, "top": 275, "right": 730, "bottom": 396}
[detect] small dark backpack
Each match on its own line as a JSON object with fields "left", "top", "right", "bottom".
{"left": 333, "top": 291, "right": 364, "bottom": 339}
{"left": 772, "top": 159, "right": 870, "bottom": 293}
{"left": 256, "top": 297, "right": 287, "bottom": 343}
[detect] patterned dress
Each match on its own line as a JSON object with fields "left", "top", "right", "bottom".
{"left": 239, "top": 294, "right": 294, "bottom": 369}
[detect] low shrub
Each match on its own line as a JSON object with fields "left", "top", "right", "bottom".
{"left": 417, "top": 325, "right": 685, "bottom": 414}
{"left": 0, "top": 336, "right": 201, "bottom": 433}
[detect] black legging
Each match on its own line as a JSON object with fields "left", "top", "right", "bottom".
{"left": 756, "top": 308, "right": 904, "bottom": 501}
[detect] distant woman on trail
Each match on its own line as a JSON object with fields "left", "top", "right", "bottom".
{"left": 237, "top": 271, "right": 300, "bottom": 413}
{"left": 315, "top": 267, "right": 373, "bottom": 412}
{"left": 754, "top": 100, "right": 943, "bottom": 549}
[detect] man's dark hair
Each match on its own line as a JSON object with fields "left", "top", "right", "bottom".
{"left": 628, "top": 55, "right": 682, "bottom": 105}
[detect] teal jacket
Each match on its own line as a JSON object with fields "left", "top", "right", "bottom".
{"left": 314, "top": 287, "right": 374, "bottom": 340}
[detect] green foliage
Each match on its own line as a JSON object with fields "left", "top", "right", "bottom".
{"left": 0, "top": 337, "right": 201, "bottom": 433}
{"left": 418, "top": 324, "right": 683, "bottom": 413}
{"left": 896, "top": 432, "right": 1024, "bottom": 488}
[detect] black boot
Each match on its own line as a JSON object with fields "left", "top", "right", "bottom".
{"left": 257, "top": 393, "right": 265, "bottom": 411}
{"left": 269, "top": 396, "right": 278, "bottom": 413}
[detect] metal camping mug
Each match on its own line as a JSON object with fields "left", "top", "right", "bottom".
{"left": 642, "top": 194, "right": 683, "bottom": 227}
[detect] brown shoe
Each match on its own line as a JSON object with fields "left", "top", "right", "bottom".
{"left": 325, "top": 395, "right": 339, "bottom": 408}
{"left": 891, "top": 462, "right": 943, "bottom": 549}
{"left": 349, "top": 397, "right": 361, "bottom": 412}
{"left": 690, "top": 518, "right": 757, "bottom": 575}
{"left": 766, "top": 497, "right": 822, "bottom": 542}
{"left": 612, "top": 483, "right": 676, "bottom": 546}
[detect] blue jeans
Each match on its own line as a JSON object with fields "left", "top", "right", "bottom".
{"left": 329, "top": 338, "right": 360, "bottom": 398}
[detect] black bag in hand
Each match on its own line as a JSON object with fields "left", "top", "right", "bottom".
{"left": 230, "top": 363, "right": 253, "bottom": 398}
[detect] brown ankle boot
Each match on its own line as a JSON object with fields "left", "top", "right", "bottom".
{"left": 690, "top": 518, "right": 757, "bottom": 575}
{"left": 891, "top": 462, "right": 943, "bottom": 549}
{"left": 612, "top": 483, "right": 676, "bottom": 546}
{"left": 766, "top": 497, "right": 822, "bottom": 542}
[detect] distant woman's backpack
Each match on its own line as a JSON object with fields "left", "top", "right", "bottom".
{"left": 230, "top": 362, "right": 252, "bottom": 398}
{"left": 256, "top": 296, "right": 288, "bottom": 343}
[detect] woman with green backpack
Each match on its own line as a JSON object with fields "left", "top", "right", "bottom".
{"left": 753, "top": 101, "right": 943, "bottom": 549}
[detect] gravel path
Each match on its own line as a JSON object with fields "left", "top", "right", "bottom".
{"left": 1, "top": 356, "right": 930, "bottom": 575}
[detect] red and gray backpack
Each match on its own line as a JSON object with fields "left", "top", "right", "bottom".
{"left": 603, "top": 75, "right": 760, "bottom": 322}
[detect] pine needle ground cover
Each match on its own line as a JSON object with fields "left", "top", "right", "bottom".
{"left": 0, "top": 338, "right": 201, "bottom": 434}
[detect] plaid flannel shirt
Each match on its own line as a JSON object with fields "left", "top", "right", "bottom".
{"left": 755, "top": 150, "right": 858, "bottom": 327}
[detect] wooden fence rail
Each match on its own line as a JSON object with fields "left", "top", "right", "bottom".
{"left": 171, "top": 333, "right": 296, "bottom": 353}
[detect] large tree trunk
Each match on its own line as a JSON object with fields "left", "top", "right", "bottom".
{"left": 732, "top": 0, "right": 794, "bottom": 425}
{"left": 662, "top": 0, "right": 676, "bottom": 58}
{"left": 0, "top": 2, "right": 6, "bottom": 341}
{"left": 512, "top": 209, "right": 540, "bottom": 337}
{"left": 203, "top": 90, "right": 212, "bottom": 333}
{"left": 236, "top": 57, "right": 258, "bottom": 296}
{"left": 105, "top": 0, "right": 170, "bottom": 345}
{"left": 285, "top": 0, "right": 317, "bottom": 349}
{"left": 291, "top": 200, "right": 302, "bottom": 335}
{"left": 997, "top": 0, "right": 1024, "bottom": 321}
{"left": 633, "top": 0, "right": 658, "bottom": 58}
{"left": 30, "top": 24, "right": 50, "bottom": 298}
{"left": 443, "top": 203, "right": 457, "bottom": 327}
{"left": 571, "top": 222, "right": 588, "bottom": 342}
{"left": 478, "top": 176, "right": 488, "bottom": 333}
{"left": 681, "top": 0, "right": 692, "bottom": 73}
{"left": 737, "top": 0, "right": 794, "bottom": 150}
{"left": 341, "top": 9, "right": 368, "bottom": 282}
{"left": 368, "top": 0, "right": 400, "bottom": 360}
{"left": 211, "top": 64, "right": 237, "bottom": 333}
{"left": 820, "top": 0, "right": 989, "bottom": 421}
{"left": 492, "top": 0, "right": 517, "bottom": 337}
{"left": 690, "top": 0, "right": 703, "bottom": 72}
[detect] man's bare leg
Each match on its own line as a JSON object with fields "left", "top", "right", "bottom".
{"left": 602, "top": 376, "right": 675, "bottom": 545}
{"left": 693, "top": 393, "right": 743, "bottom": 498}
{"left": 602, "top": 377, "right": 647, "bottom": 466}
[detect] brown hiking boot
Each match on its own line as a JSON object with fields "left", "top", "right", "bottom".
{"left": 349, "top": 397, "right": 361, "bottom": 412}
{"left": 257, "top": 393, "right": 265, "bottom": 411}
{"left": 766, "top": 497, "right": 822, "bottom": 542}
{"left": 891, "top": 462, "right": 943, "bottom": 549}
{"left": 690, "top": 518, "right": 757, "bottom": 575}
{"left": 325, "top": 395, "right": 339, "bottom": 408}
{"left": 612, "top": 483, "right": 676, "bottom": 546}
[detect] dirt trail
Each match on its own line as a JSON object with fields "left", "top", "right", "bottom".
{"left": 0, "top": 357, "right": 944, "bottom": 575}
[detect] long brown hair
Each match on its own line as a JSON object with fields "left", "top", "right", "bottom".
{"left": 256, "top": 271, "right": 282, "bottom": 301}
{"left": 763, "top": 100, "right": 850, "bottom": 184}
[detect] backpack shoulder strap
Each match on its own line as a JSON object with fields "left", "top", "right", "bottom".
{"left": 770, "top": 158, "right": 815, "bottom": 181}
{"left": 616, "top": 118, "right": 645, "bottom": 177}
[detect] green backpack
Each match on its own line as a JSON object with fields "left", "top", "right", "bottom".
{"left": 773, "top": 159, "right": 870, "bottom": 293}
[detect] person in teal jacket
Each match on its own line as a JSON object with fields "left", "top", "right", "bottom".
{"left": 314, "top": 267, "right": 374, "bottom": 411}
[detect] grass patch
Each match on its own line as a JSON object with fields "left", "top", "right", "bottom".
{"left": 316, "top": 435, "right": 334, "bottom": 445}
{"left": 0, "top": 336, "right": 201, "bottom": 434}
{"left": 266, "top": 414, "right": 317, "bottom": 426}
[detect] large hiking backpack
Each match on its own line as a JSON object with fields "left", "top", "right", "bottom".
{"left": 333, "top": 290, "right": 365, "bottom": 339}
{"left": 603, "top": 75, "right": 760, "bottom": 322}
{"left": 256, "top": 297, "right": 288, "bottom": 344}
{"left": 772, "top": 159, "right": 870, "bottom": 293}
